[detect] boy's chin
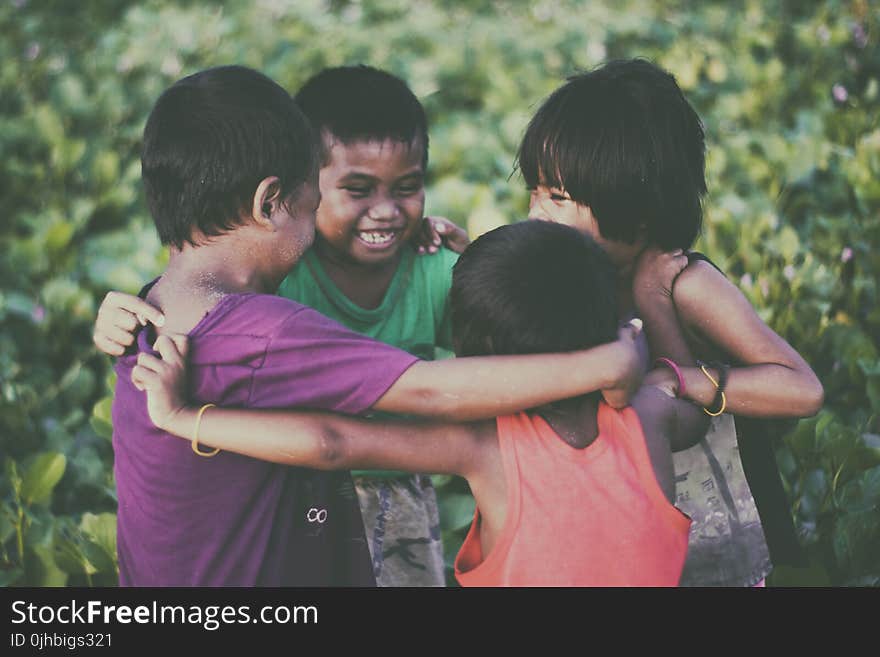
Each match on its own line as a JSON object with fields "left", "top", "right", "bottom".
{"left": 347, "top": 242, "right": 409, "bottom": 268}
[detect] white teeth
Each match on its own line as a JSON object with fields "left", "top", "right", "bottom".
{"left": 358, "top": 231, "right": 395, "bottom": 245}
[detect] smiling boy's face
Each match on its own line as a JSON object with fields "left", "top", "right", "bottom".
{"left": 313, "top": 137, "right": 426, "bottom": 269}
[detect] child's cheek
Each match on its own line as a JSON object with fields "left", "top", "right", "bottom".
{"left": 400, "top": 195, "right": 426, "bottom": 240}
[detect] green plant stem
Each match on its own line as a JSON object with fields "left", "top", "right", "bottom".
{"left": 16, "top": 506, "right": 24, "bottom": 566}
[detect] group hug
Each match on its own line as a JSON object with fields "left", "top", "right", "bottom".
{"left": 92, "top": 58, "right": 823, "bottom": 587}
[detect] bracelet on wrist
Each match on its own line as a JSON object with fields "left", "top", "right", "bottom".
{"left": 654, "top": 357, "right": 686, "bottom": 398}
{"left": 192, "top": 403, "right": 220, "bottom": 457}
{"left": 697, "top": 360, "right": 728, "bottom": 416}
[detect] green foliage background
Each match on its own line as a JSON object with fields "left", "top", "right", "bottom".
{"left": 1, "top": 0, "right": 877, "bottom": 586}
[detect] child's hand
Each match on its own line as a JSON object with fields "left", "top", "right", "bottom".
{"left": 131, "top": 334, "right": 190, "bottom": 433}
{"left": 632, "top": 247, "right": 689, "bottom": 311}
{"left": 413, "top": 215, "right": 470, "bottom": 255}
{"left": 94, "top": 291, "right": 165, "bottom": 356}
{"left": 601, "top": 318, "right": 647, "bottom": 409}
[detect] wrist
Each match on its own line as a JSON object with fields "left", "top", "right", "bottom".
{"left": 606, "top": 342, "right": 640, "bottom": 390}
{"left": 164, "top": 406, "right": 197, "bottom": 437}
{"left": 680, "top": 367, "right": 717, "bottom": 406}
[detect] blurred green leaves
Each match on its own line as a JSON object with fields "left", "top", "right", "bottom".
{"left": 20, "top": 452, "right": 66, "bottom": 507}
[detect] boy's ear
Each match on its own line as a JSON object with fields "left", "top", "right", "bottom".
{"left": 251, "top": 176, "right": 283, "bottom": 230}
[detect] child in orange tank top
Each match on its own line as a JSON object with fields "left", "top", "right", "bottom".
{"left": 132, "top": 221, "right": 708, "bottom": 586}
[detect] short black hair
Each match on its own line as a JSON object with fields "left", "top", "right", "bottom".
{"left": 142, "top": 65, "right": 319, "bottom": 249}
{"left": 294, "top": 65, "right": 428, "bottom": 167}
{"left": 450, "top": 220, "right": 619, "bottom": 365}
{"left": 516, "top": 58, "right": 707, "bottom": 251}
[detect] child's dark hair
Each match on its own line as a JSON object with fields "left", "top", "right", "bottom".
{"left": 516, "top": 58, "right": 707, "bottom": 251}
{"left": 450, "top": 220, "right": 619, "bottom": 367}
{"left": 142, "top": 65, "right": 319, "bottom": 250}
{"left": 294, "top": 65, "right": 428, "bottom": 167}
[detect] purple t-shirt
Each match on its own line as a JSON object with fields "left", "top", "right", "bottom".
{"left": 112, "top": 293, "right": 418, "bottom": 586}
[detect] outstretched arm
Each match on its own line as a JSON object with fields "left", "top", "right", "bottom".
{"left": 672, "top": 259, "right": 824, "bottom": 418}
{"left": 373, "top": 321, "right": 645, "bottom": 421}
{"left": 106, "top": 294, "right": 643, "bottom": 422}
{"left": 132, "top": 336, "right": 489, "bottom": 477}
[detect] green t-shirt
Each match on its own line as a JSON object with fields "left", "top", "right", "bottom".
{"left": 276, "top": 245, "right": 459, "bottom": 477}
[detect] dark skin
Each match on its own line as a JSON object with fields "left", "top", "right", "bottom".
{"left": 132, "top": 332, "right": 705, "bottom": 562}
{"left": 309, "top": 137, "right": 458, "bottom": 310}
{"left": 132, "top": 243, "right": 706, "bottom": 564}
{"left": 529, "top": 187, "right": 824, "bottom": 419}
{"left": 116, "top": 172, "right": 648, "bottom": 423}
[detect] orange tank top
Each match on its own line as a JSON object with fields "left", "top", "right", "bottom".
{"left": 454, "top": 403, "right": 691, "bottom": 586}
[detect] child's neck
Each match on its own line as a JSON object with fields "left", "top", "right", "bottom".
{"left": 536, "top": 396, "right": 600, "bottom": 449}
{"left": 148, "top": 244, "right": 279, "bottom": 334}
{"left": 312, "top": 241, "right": 405, "bottom": 310}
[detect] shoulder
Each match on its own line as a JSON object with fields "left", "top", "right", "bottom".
{"left": 192, "top": 293, "right": 309, "bottom": 340}
{"left": 412, "top": 245, "right": 460, "bottom": 277}
{"left": 408, "top": 247, "right": 458, "bottom": 311}
{"left": 673, "top": 257, "right": 743, "bottom": 318}
{"left": 220, "top": 294, "right": 381, "bottom": 347}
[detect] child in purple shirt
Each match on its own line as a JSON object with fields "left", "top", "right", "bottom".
{"left": 113, "top": 294, "right": 418, "bottom": 585}
{"left": 114, "top": 65, "right": 644, "bottom": 586}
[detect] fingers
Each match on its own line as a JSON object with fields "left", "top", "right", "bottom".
{"left": 131, "top": 365, "right": 161, "bottom": 391}
{"left": 670, "top": 249, "right": 687, "bottom": 268}
{"left": 168, "top": 334, "right": 190, "bottom": 359}
{"left": 94, "top": 304, "right": 139, "bottom": 354}
{"left": 94, "top": 292, "right": 165, "bottom": 357}
{"left": 104, "top": 324, "right": 138, "bottom": 347}
{"left": 426, "top": 216, "right": 469, "bottom": 254}
{"left": 93, "top": 333, "right": 126, "bottom": 357}
{"left": 136, "top": 351, "right": 165, "bottom": 373}
{"left": 106, "top": 308, "right": 139, "bottom": 332}
{"left": 153, "top": 334, "right": 187, "bottom": 369}
{"left": 414, "top": 217, "right": 440, "bottom": 255}
{"left": 618, "top": 318, "right": 643, "bottom": 341}
{"left": 102, "top": 291, "right": 165, "bottom": 327}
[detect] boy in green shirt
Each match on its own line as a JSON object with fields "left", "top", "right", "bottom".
{"left": 94, "top": 65, "right": 468, "bottom": 586}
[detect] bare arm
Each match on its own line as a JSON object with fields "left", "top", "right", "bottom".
{"left": 97, "top": 289, "right": 644, "bottom": 415}
{"left": 632, "top": 248, "right": 709, "bottom": 446}
{"left": 672, "top": 260, "right": 824, "bottom": 418}
{"left": 132, "top": 335, "right": 491, "bottom": 478}
{"left": 171, "top": 407, "right": 487, "bottom": 476}
{"left": 373, "top": 322, "right": 644, "bottom": 421}
{"left": 630, "top": 385, "right": 704, "bottom": 501}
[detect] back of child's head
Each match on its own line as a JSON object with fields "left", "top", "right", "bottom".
{"left": 142, "top": 65, "right": 318, "bottom": 250}
{"left": 450, "top": 220, "right": 618, "bottom": 362}
{"left": 294, "top": 65, "right": 428, "bottom": 166}
{"left": 517, "top": 58, "right": 707, "bottom": 251}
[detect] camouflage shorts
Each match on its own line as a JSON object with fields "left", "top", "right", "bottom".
{"left": 353, "top": 474, "right": 446, "bottom": 587}
{"left": 674, "top": 414, "right": 772, "bottom": 587}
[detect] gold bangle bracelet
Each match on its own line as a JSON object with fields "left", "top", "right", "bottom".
{"left": 698, "top": 365, "right": 727, "bottom": 416}
{"left": 192, "top": 403, "right": 220, "bottom": 457}
{"left": 704, "top": 391, "right": 727, "bottom": 416}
